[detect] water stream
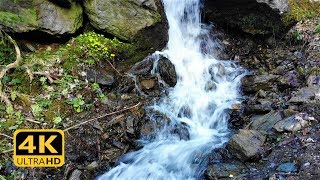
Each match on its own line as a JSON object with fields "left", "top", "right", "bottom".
{"left": 99, "top": 0, "right": 245, "bottom": 179}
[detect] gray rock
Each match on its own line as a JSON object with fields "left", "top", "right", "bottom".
{"left": 158, "top": 56, "right": 177, "bottom": 87}
{"left": 86, "top": 161, "right": 99, "bottom": 171}
{"left": 84, "top": 0, "right": 161, "bottom": 41}
{"left": 276, "top": 162, "right": 297, "bottom": 173}
{"left": 69, "top": 169, "right": 82, "bottom": 180}
{"left": 241, "top": 74, "right": 279, "bottom": 93}
{"left": 86, "top": 69, "right": 115, "bottom": 86}
{"left": 227, "top": 129, "right": 266, "bottom": 161}
{"left": 273, "top": 113, "right": 313, "bottom": 132}
{"left": 245, "top": 99, "right": 273, "bottom": 114}
{"left": 204, "top": 0, "right": 289, "bottom": 35}
{"left": 126, "top": 115, "right": 136, "bottom": 134}
{"left": 0, "top": 0, "right": 83, "bottom": 35}
{"left": 128, "top": 57, "right": 154, "bottom": 76}
{"left": 249, "top": 111, "right": 284, "bottom": 131}
{"left": 206, "top": 162, "right": 246, "bottom": 179}
{"left": 289, "top": 86, "right": 319, "bottom": 104}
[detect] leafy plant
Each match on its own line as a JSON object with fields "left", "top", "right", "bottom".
{"left": 65, "top": 32, "right": 134, "bottom": 65}
{"left": 67, "top": 94, "right": 85, "bottom": 113}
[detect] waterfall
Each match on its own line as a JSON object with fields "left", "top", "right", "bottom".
{"left": 98, "top": 0, "right": 245, "bottom": 179}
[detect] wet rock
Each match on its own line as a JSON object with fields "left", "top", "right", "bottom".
{"left": 0, "top": 0, "right": 83, "bottom": 35}
{"left": 273, "top": 113, "right": 313, "bottom": 132}
{"left": 170, "top": 123, "right": 190, "bottom": 141}
{"left": 249, "top": 111, "right": 284, "bottom": 131}
{"left": 276, "top": 162, "right": 297, "bottom": 173}
{"left": 86, "top": 69, "right": 115, "bottom": 86}
{"left": 289, "top": 86, "right": 319, "bottom": 104}
{"left": 69, "top": 169, "right": 82, "bottom": 180}
{"left": 204, "top": 0, "right": 289, "bottom": 35}
{"left": 128, "top": 57, "right": 154, "bottom": 76}
{"left": 140, "top": 79, "right": 156, "bottom": 90}
{"left": 206, "top": 162, "right": 246, "bottom": 179}
{"left": 241, "top": 74, "right": 279, "bottom": 93}
{"left": 86, "top": 161, "right": 99, "bottom": 171}
{"left": 227, "top": 129, "right": 266, "bottom": 161}
{"left": 158, "top": 56, "right": 177, "bottom": 87}
{"left": 140, "top": 119, "right": 155, "bottom": 137}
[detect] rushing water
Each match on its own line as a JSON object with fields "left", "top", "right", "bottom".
{"left": 98, "top": 0, "right": 245, "bottom": 179}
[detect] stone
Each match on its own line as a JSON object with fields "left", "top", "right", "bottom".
{"left": 273, "top": 113, "right": 313, "bottom": 132}
{"left": 206, "top": 162, "right": 246, "bottom": 179}
{"left": 86, "top": 161, "right": 99, "bottom": 171}
{"left": 0, "top": 0, "right": 83, "bottom": 35}
{"left": 289, "top": 86, "right": 319, "bottom": 104}
{"left": 86, "top": 69, "right": 115, "bottom": 86}
{"left": 244, "top": 100, "right": 273, "bottom": 114}
{"left": 84, "top": 0, "right": 161, "bottom": 41}
{"left": 249, "top": 111, "right": 284, "bottom": 131}
{"left": 140, "top": 79, "right": 156, "bottom": 90}
{"left": 227, "top": 129, "right": 266, "bottom": 161}
{"left": 241, "top": 74, "right": 279, "bottom": 93}
{"left": 204, "top": 0, "right": 289, "bottom": 35}
{"left": 128, "top": 57, "right": 154, "bottom": 76}
{"left": 69, "top": 169, "right": 82, "bottom": 180}
{"left": 276, "top": 163, "right": 297, "bottom": 173}
{"left": 158, "top": 56, "right": 177, "bottom": 87}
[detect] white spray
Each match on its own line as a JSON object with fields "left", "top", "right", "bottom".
{"left": 99, "top": 0, "right": 245, "bottom": 179}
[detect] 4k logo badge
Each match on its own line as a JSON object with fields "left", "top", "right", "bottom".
{"left": 13, "top": 129, "right": 64, "bottom": 167}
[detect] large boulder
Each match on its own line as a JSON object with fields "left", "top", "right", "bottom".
{"left": 84, "top": 0, "right": 167, "bottom": 50}
{"left": 0, "top": 0, "right": 83, "bottom": 35}
{"left": 204, "top": 0, "right": 289, "bottom": 35}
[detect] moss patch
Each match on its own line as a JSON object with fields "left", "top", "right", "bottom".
{"left": 284, "top": 0, "right": 320, "bottom": 24}
{"left": 0, "top": 8, "right": 38, "bottom": 29}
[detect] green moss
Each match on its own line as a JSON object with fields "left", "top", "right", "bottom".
{"left": 284, "top": 0, "right": 320, "bottom": 24}
{"left": 0, "top": 8, "right": 37, "bottom": 28}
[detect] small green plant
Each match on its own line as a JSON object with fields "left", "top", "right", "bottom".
{"left": 65, "top": 32, "right": 134, "bottom": 65}
{"left": 6, "top": 106, "right": 24, "bottom": 130}
{"left": 67, "top": 94, "right": 85, "bottom": 113}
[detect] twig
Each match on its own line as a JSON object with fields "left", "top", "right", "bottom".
{"left": 106, "top": 59, "right": 122, "bottom": 75}
{"left": 0, "top": 149, "right": 13, "bottom": 154}
{"left": 25, "top": 118, "right": 42, "bottom": 124}
{"left": 0, "top": 133, "right": 13, "bottom": 139}
{"left": 64, "top": 102, "right": 141, "bottom": 131}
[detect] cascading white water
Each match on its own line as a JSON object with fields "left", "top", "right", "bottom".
{"left": 99, "top": 0, "right": 245, "bottom": 179}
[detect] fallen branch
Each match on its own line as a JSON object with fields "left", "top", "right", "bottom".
{"left": 64, "top": 102, "right": 141, "bottom": 132}
{"left": 106, "top": 59, "right": 122, "bottom": 75}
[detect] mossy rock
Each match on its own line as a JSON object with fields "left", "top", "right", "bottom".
{"left": 0, "top": 0, "right": 83, "bottom": 35}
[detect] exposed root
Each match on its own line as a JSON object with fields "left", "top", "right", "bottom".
{"left": 0, "top": 31, "right": 22, "bottom": 107}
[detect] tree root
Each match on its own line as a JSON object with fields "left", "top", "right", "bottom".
{"left": 0, "top": 31, "right": 22, "bottom": 107}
